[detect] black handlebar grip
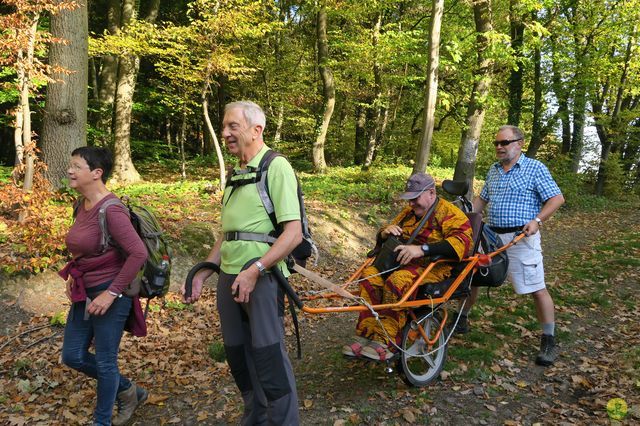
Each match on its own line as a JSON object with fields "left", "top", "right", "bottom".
{"left": 185, "top": 262, "right": 220, "bottom": 299}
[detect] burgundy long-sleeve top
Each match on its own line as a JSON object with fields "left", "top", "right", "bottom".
{"left": 65, "top": 193, "right": 147, "bottom": 295}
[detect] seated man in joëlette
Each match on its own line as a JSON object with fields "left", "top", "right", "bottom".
{"left": 343, "top": 172, "right": 473, "bottom": 361}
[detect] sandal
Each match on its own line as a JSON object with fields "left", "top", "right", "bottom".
{"left": 342, "top": 336, "right": 370, "bottom": 357}
{"left": 361, "top": 342, "right": 394, "bottom": 361}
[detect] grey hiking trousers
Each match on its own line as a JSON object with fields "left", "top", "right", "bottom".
{"left": 217, "top": 271, "right": 299, "bottom": 426}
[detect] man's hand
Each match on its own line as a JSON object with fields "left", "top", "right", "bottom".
{"left": 87, "top": 291, "right": 116, "bottom": 316}
{"left": 522, "top": 219, "right": 540, "bottom": 236}
{"left": 381, "top": 224, "right": 403, "bottom": 239}
{"left": 231, "top": 266, "right": 260, "bottom": 303}
{"left": 394, "top": 244, "right": 424, "bottom": 265}
{"left": 181, "top": 270, "right": 210, "bottom": 304}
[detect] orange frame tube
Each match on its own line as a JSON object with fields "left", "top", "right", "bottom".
{"left": 300, "top": 232, "right": 525, "bottom": 315}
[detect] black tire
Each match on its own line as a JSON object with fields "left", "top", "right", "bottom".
{"left": 398, "top": 315, "right": 448, "bottom": 387}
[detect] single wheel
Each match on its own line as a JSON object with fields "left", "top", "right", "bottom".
{"left": 398, "top": 314, "right": 448, "bottom": 387}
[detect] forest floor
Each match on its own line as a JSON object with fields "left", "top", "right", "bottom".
{"left": 0, "top": 201, "right": 639, "bottom": 425}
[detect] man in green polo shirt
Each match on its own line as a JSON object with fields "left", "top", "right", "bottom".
{"left": 183, "top": 101, "right": 302, "bottom": 425}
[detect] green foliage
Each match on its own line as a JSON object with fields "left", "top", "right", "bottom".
{"left": 0, "top": 166, "right": 12, "bottom": 184}
{"left": 49, "top": 311, "right": 66, "bottom": 327}
{"left": 208, "top": 341, "right": 226, "bottom": 362}
{"left": 546, "top": 155, "right": 588, "bottom": 209}
{"left": 298, "top": 165, "right": 455, "bottom": 205}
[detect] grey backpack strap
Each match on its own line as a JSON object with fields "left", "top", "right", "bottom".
{"left": 97, "top": 198, "right": 127, "bottom": 253}
{"left": 255, "top": 150, "right": 279, "bottom": 221}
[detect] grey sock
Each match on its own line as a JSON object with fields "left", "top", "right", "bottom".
{"left": 542, "top": 323, "right": 555, "bottom": 336}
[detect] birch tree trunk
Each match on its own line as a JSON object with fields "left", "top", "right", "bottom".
{"left": 41, "top": 2, "right": 88, "bottom": 188}
{"left": 413, "top": 0, "right": 444, "bottom": 174}
{"left": 453, "top": 0, "right": 494, "bottom": 201}
{"left": 202, "top": 79, "right": 226, "bottom": 189}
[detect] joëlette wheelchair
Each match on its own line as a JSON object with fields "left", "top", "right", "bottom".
{"left": 185, "top": 180, "right": 524, "bottom": 387}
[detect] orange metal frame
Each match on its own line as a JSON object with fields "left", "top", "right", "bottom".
{"left": 300, "top": 232, "right": 525, "bottom": 315}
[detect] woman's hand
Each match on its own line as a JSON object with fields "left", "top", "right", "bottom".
{"left": 87, "top": 291, "right": 117, "bottom": 316}
{"left": 65, "top": 278, "right": 73, "bottom": 301}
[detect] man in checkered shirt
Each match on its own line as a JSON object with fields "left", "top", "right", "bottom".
{"left": 459, "top": 125, "right": 565, "bottom": 366}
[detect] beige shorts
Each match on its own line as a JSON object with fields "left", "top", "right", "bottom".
{"left": 499, "top": 231, "right": 546, "bottom": 295}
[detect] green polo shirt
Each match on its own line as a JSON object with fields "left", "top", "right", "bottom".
{"left": 220, "top": 145, "right": 301, "bottom": 275}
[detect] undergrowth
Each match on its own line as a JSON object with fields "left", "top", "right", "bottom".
{"left": 0, "top": 158, "right": 636, "bottom": 277}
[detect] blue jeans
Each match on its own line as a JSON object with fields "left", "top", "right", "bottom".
{"left": 62, "top": 281, "right": 133, "bottom": 426}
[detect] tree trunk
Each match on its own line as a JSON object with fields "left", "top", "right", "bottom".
{"left": 413, "top": 0, "right": 444, "bottom": 174}
{"left": 166, "top": 116, "right": 173, "bottom": 153}
{"left": 551, "top": 36, "right": 571, "bottom": 154}
{"left": 526, "top": 35, "right": 543, "bottom": 157}
{"left": 110, "top": 0, "right": 160, "bottom": 184}
{"left": 453, "top": 0, "right": 493, "bottom": 201}
{"left": 313, "top": 3, "right": 334, "bottom": 173}
{"left": 507, "top": 0, "right": 524, "bottom": 126}
{"left": 94, "top": 0, "right": 121, "bottom": 146}
{"left": 273, "top": 102, "right": 285, "bottom": 146}
{"left": 354, "top": 99, "right": 367, "bottom": 165}
{"left": 112, "top": 52, "right": 142, "bottom": 184}
{"left": 13, "top": 14, "right": 39, "bottom": 223}
{"left": 41, "top": 2, "right": 88, "bottom": 189}
{"left": 179, "top": 108, "right": 187, "bottom": 180}
{"left": 595, "top": 35, "right": 633, "bottom": 196}
{"left": 362, "top": 12, "right": 384, "bottom": 170}
{"left": 570, "top": 56, "right": 587, "bottom": 172}
{"left": 14, "top": 17, "right": 37, "bottom": 167}
{"left": 202, "top": 79, "right": 226, "bottom": 189}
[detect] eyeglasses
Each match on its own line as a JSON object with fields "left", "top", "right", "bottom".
{"left": 493, "top": 138, "right": 521, "bottom": 147}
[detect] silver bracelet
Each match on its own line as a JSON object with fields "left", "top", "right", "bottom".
{"left": 107, "top": 290, "right": 122, "bottom": 298}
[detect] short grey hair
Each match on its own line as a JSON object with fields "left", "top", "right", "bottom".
{"left": 498, "top": 125, "right": 525, "bottom": 141}
{"left": 225, "top": 101, "right": 266, "bottom": 131}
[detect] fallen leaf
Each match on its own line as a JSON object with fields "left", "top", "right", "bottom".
{"left": 147, "top": 394, "right": 170, "bottom": 405}
{"left": 304, "top": 399, "right": 313, "bottom": 408}
{"left": 485, "top": 404, "right": 497, "bottom": 412}
{"left": 402, "top": 409, "right": 416, "bottom": 423}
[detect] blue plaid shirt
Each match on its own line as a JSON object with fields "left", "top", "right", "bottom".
{"left": 479, "top": 154, "right": 562, "bottom": 228}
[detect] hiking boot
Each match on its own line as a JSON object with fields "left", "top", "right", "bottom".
{"left": 535, "top": 334, "right": 559, "bottom": 366}
{"left": 112, "top": 383, "right": 148, "bottom": 426}
{"left": 451, "top": 313, "right": 469, "bottom": 334}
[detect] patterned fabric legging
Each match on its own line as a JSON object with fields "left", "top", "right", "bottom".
{"left": 355, "top": 263, "right": 449, "bottom": 348}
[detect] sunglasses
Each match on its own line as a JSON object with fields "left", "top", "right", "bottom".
{"left": 493, "top": 138, "right": 521, "bottom": 147}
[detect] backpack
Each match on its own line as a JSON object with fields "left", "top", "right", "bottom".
{"left": 471, "top": 224, "right": 509, "bottom": 287}
{"left": 73, "top": 196, "right": 172, "bottom": 300}
{"left": 224, "top": 149, "right": 318, "bottom": 271}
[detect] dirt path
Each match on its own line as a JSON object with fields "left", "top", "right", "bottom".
{"left": 1, "top": 205, "right": 639, "bottom": 425}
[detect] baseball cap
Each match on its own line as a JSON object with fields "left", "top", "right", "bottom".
{"left": 398, "top": 173, "right": 436, "bottom": 200}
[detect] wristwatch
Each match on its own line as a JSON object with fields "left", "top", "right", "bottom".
{"left": 254, "top": 260, "right": 267, "bottom": 276}
{"left": 421, "top": 244, "right": 430, "bottom": 256}
{"left": 534, "top": 217, "right": 543, "bottom": 226}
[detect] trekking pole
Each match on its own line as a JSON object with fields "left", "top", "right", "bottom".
{"left": 184, "top": 262, "right": 220, "bottom": 299}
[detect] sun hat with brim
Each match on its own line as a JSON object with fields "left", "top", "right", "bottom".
{"left": 398, "top": 173, "right": 436, "bottom": 200}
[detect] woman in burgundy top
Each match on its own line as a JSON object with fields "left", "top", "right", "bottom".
{"left": 59, "top": 147, "right": 148, "bottom": 426}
